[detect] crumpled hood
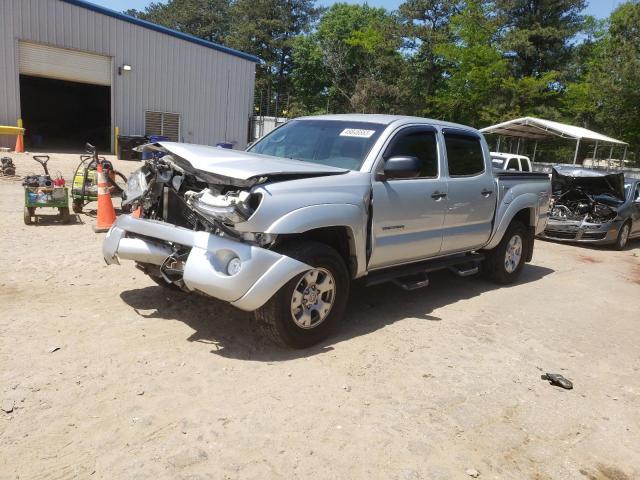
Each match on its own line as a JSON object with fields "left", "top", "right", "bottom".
{"left": 148, "top": 142, "right": 348, "bottom": 186}
{"left": 552, "top": 167, "right": 626, "bottom": 201}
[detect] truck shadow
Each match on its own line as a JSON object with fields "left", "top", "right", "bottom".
{"left": 119, "top": 264, "right": 553, "bottom": 362}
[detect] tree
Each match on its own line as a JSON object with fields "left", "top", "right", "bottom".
{"left": 291, "top": 3, "right": 404, "bottom": 114}
{"left": 125, "top": 0, "right": 232, "bottom": 43}
{"left": 227, "top": 0, "right": 320, "bottom": 117}
{"left": 434, "top": 0, "right": 508, "bottom": 125}
{"left": 496, "top": 0, "right": 586, "bottom": 77}
{"left": 397, "top": 0, "right": 462, "bottom": 115}
{"left": 564, "top": 1, "right": 640, "bottom": 163}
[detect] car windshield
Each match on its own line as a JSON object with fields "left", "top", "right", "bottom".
{"left": 247, "top": 120, "right": 385, "bottom": 170}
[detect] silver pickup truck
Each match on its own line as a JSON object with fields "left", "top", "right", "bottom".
{"left": 104, "top": 115, "right": 551, "bottom": 348}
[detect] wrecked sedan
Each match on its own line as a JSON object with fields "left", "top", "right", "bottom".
{"left": 540, "top": 167, "right": 640, "bottom": 250}
{"left": 103, "top": 115, "right": 551, "bottom": 348}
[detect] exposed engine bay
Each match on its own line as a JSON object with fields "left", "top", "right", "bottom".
{"left": 123, "top": 154, "right": 272, "bottom": 247}
{"left": 549, "top": 168, "right": 625, "bottom": 223}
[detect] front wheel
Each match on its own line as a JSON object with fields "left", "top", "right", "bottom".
{"left": 482, "top": 220, "right": 528, "bottom": 284}
{"left": 254, "top": 241, "right": 350, "bottom": 349}
{"left": 613, "top": 221, "right": 631, "bottom": 251}
{"left": 23, "top": 207, "right": 33, "bottom": 225}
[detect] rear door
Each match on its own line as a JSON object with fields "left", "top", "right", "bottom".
{"left": 369, "top": 126, "right": 448, "bottom": 269}
{"left": 440, "top": 129, "right": 496, "bottom": 254}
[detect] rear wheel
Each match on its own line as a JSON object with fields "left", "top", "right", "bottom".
{"left": 614, "top": 221, "right": 631, "bottom": 250}
{"left": 254, "top": 241, "right": 350, "bottom": 349}
{"left": 59, "top": 207, "right": 71, "bottom": 223}
{"left": 72, "top": 199, "right": 83, "bottom": 214}
{"left": 483, "top": 220, "right": 528, "bottom": 284}
{"left": 23, "top": 207, "right": 33, "bottom": 225}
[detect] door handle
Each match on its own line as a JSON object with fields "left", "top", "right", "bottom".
{"left": 431, "top": 191, "right": 447, "bottom": 200}
{"left": 481, "top": 189, "right": 493, "bottom": 197}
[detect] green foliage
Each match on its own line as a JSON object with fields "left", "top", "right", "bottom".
{"left": 292, "top": 3, "right": 403, "bottom": 113}
{"left": 226, "top": 0, "right": 319, "bottom": 98}
{"left": 124, "top": 0, "right": 640, "bottom": 163}
{"left": 125, "top": 0, "right": 231, "bottom": 43}
{"left": 433, "top": 0, "right": 508, "bottom": 125}
{"left": 563, "top": 1, "right": 640, "bottom": 162}
{"left": 495, "top": 0, "right": 587, "bottom": 77}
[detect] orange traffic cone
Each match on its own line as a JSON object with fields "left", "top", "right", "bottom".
{"left": 93, "top": 162, "right": 117, "bottom": 232}
{"left": 14, "top": 134, "right": 24, "bottom": 153}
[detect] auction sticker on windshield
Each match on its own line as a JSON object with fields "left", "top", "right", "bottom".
{"left": 340, "top": 128, "right": 376, "bottom": 138}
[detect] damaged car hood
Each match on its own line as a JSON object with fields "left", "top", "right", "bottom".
{"left": 552, "top": 167, "right": 626, "bottom": 201}
{"left": 150, "top": 141, "right": 349, "bottom": 186}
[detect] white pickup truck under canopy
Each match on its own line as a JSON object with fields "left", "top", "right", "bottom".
{"left": 480, "top": 117, "right": 628, "bottom": 165}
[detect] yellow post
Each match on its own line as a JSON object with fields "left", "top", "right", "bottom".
{"left": 114, "top": 126, "right": 119, "bottom": 157}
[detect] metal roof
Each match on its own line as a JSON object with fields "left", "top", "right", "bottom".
{"left": 480, "top": 117, "right": 627, "bottom": 145}
{"left": 60, "top": 0, "right": 260, "bottom": 63}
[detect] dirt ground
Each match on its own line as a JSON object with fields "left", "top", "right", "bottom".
{"left": 1, "top": 151, "right": 639, "bottom": 480}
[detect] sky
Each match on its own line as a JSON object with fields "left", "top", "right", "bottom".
{"left": 94, "top": 0, "right": 623, "bottom": 19}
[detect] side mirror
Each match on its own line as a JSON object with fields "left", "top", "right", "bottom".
{"left": 377, "top": 156, "right": 421, "bottom": 180}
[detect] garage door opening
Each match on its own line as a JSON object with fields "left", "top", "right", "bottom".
{"left": 19, "top": 75, "right": 111, "bottom": 151}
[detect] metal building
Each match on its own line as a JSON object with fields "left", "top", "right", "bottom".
{"left": 0, "top": 0, "right": 258, "bottom": 152}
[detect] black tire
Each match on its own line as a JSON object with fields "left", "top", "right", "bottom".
{"left": 254, "top": 241, "right": 350, "bottom": 349}
{"left": 23, "top": 207, "right": 33, "bottom": 225}
{"left": 59, "top": 207, "right": 71, "bottom": 223}
{"left": 482, "top": 220, "right": 528, "bottom": 284}
{"left": 613, "top": 221, "right": 631, "bottom": 251}
{"left": 72, "top": 199, "right": 83, "bottom": 214}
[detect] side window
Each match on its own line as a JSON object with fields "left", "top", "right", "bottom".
{"left": 521, "top": 159, "right": 531, "bottom": 172}
{"left": 635, "top": 183, "right": 640, "bottom": 201}
{"left": 505, "top": 158, "right": 518, "bottom": 171}
{"left": 444, "top": 133, "right": 485, "bottom": 177}
{"left": 384, "top": 130, "right": 438, "bottom": 178}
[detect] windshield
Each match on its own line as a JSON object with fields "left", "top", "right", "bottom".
{"left": 247, "top": 120, "right": 385, "bottom": 170}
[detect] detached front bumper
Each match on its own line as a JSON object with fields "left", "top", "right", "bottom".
{"left": 539, "top": 218, "right": 622, "bottom": 244}
{"left": 103, "top": 215, "right": 310, "bottom": 311}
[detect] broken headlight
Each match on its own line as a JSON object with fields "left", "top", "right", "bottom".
{"left": 186, "top": 188, "right": 261, "bottom": 224}
{"left": 122, "top": 168, "right": 148, "bottom": 206}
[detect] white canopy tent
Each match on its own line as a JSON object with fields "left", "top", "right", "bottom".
{"left": 479, "top": 116, "right": 628, "bottom": 165}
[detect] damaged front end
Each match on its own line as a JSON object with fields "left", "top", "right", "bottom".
{"left": 541, "top": 168, "right": 625, "bottom": 243}
{"left": 103, "top": 145, "right": 320, "bottom": 311}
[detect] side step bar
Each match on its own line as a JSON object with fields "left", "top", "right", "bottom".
{"left": 392, "top": 273, "right": 430, "bottom": 291}
{"left": 366, "top": 253, "right": 484, "bottom": 289}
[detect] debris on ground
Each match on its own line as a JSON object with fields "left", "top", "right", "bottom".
{"left": 541, "top": 373, "right": 573, "bottom": 390}
{"left": 466, "top": 468, "right": 480, "bottom": 477}
{"left": 2, "top": 399, "right": 14, "bottom": 413}
{"left": 48, "top": 346, "right": 60, "bottom": 353}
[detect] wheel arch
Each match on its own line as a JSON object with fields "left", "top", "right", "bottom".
{"left": 485, "top": 194, "right": 539, "bottom": 252}
{"left": 264, "top": 204, "right": 367, "bottom": 278}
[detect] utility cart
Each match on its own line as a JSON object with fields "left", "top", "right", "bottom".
{"left": 22, "top": 155, "right": 70, "bottom": 225}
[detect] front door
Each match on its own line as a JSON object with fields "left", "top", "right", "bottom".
{"left": 369, "top": 126, "right": 448, "bottom": 269}
{"left": 440, "top": 129, "right": 496, "bottom": 254}
{"left": 631, "top": 183, "right": 640, "bottom": 234}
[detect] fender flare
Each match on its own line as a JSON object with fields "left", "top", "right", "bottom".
{"left": 484, "top": 193, "right": 538, "bottom": 251}
{"left": 264, "top": 203, "right": 367, "bottom": 277}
